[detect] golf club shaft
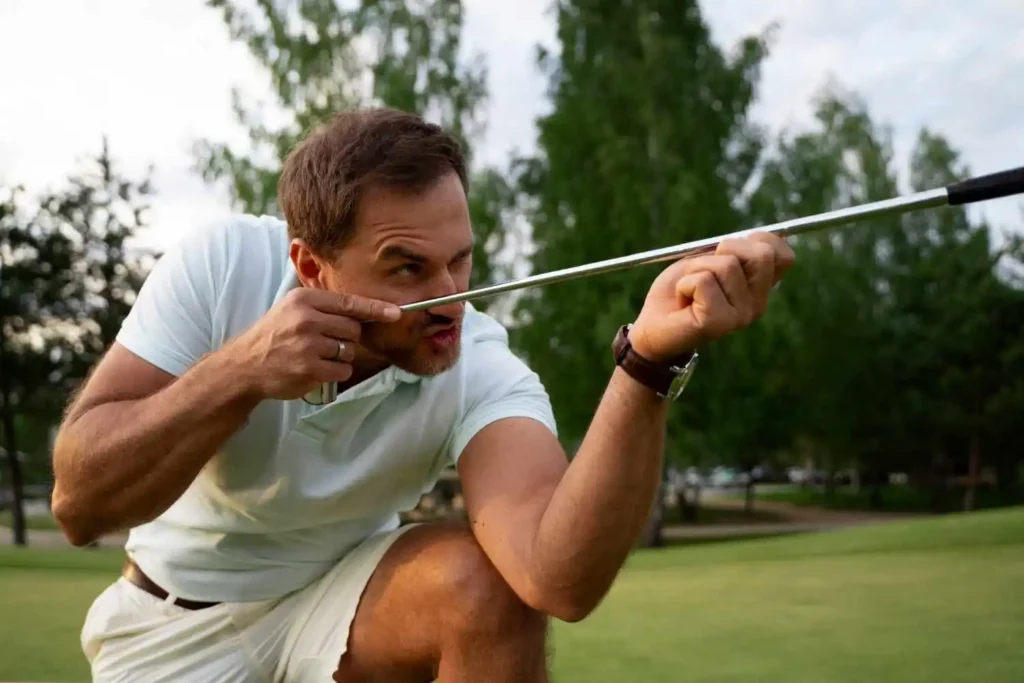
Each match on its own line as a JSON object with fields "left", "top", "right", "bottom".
{"left": 303, "top": 164, "right": 1024, "bottom": 405}
{"left": 399, "top": 163, "right": 1024, "bottom": 312}
{"left": 399, "top": 188, "right": 949, "bottom": 312}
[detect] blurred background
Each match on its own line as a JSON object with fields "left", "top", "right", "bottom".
{"left": 1, "top": 2, "right": 1022, "bottom": 681}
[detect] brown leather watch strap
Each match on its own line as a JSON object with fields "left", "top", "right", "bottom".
{"left": 612, "top": 324, "right": 694, "bottom": 397}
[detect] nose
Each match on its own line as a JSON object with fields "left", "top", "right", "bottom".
{"left": 423, "top": 270, "right": 465, "bottom": 320}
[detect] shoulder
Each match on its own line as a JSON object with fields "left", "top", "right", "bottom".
{"left": 453, "top": 305, "right": 553, "bottom": 412}
{"left": 458, "top": 306, "right": 530, "bottom": 376}
{"left": 436, "top": 305, "right": 558, "bottom": 464}
{"left": 159, "top": 213, "right": 290, "bottom": 301}
{"left": 170, "top": 213, "right": 288, "bottom": 268}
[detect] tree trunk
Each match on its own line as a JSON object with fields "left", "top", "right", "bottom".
{"left": 963, "top": 434, "right": 980, "bottom": 512}
{"left": 639, "top": 490, "right": 664, "bottom": 548}
{"left": 869, "top": 468, "right": 884, "bottom": 509}
{"left": 0, "top": 326, "right": 27, "bottom": 546}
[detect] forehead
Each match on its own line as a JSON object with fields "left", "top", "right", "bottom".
{"left": 347, "top": 171, "right": 473, "bottom": 256}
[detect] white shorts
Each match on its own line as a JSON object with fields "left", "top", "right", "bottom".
{"left": 80, "top": 525, "right": 414, "bottom": 682}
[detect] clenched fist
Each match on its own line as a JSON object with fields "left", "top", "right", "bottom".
{"left": 224, "top": 287, "right": 401, "bottom": 401}
{"left": 628, "top": 232, "right": 795, "bottom": 363}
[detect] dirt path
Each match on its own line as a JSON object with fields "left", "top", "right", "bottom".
{"left": 703, "top": 494, "right": 923, "bottom": 524}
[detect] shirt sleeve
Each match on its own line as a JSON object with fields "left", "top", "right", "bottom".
{"left": 115, "top": 221, "right": 230, "bottom": 376}
{"left": 446, "top": 314, "right": 559, "bottom": 465}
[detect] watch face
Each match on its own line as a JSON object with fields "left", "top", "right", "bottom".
{"left": 666, "top": 355, "right": 699, "bottom": 399}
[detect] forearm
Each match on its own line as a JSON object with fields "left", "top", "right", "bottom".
{"left": 530, "top": 367, "right": 670, "bottom": 616}
{"left": 51, "top": 351, "right": 261, "bottom": 545}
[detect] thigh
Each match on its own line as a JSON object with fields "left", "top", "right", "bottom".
{"left": 333, "top": 520, "right": 543, "bottom": 683}
{"left": 278, "top": 520, "right": 546, "bottom": 683}
{"left": 82, "top": 578, "right": 259, "bottom": 683}
{"left": 334, "top": 521, "right": 474, "bottom": 682}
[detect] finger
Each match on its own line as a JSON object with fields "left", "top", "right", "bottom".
{"left": 312, "top": 359, "right": 355, "bottom": 384}
{"left": 675, "top": 270, "right": 735, "bottom": 337}
{"left": 302, "top": 289, "right": 402, "bottom": 322}
{"left": 700, "top": 254, "right": 753, "bottom": 324}
{"left": 310, "top": 310, "right": 363, "bottom": 343}
{"left": 719, "top": 237, "right": 775, "bottom": 317}
{"left": 747, "top": 232, "right": 795, "bottom": 283}
{"left": 308, "top": 336, "right": 356, "bottom": 363}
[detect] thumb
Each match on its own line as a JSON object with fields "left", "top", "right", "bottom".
{"left": 675, "top": 270, "right": 729, "bottom": 314}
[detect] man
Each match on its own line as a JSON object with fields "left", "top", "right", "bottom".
{"left": 51, "top": 107, "right": 794, "bottom": 682}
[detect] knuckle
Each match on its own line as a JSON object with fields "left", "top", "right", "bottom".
{"left": 300, "top": 337, "right": 321, "bottom": 355}
{"left": 337, "top": 292, "right": 357, "bottom": 313}
{"left": 696, "top": 271, "right": 717, "bottom": 288}
{"left": 340, "top": 319, "right": 361, "bottom": 341}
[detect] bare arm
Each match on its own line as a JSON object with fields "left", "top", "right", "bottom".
{"left": 457, "top": 368, "right": 667, "bottom": 622}
{"left": 459, "top": 234, "right": 794, "bottom": 622}
{"left": 52, "top": 288, "right": 401, "bottom": 546}
{"left": 51, "top": 343, "right": 262, "bottom": 545}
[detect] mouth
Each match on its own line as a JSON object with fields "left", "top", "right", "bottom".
{"left": 425, "top": 324, "right": 459, "bottom": 346}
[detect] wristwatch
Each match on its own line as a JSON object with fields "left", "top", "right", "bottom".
{"left": 612, "top": 324, "right": 699, "bottom": 400}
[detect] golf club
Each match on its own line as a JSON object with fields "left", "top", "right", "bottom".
{"left": 304, "top": 164, "right": 1024, "bottom": 405}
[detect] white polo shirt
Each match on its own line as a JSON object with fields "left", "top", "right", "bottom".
{"left": 116, "top": 214, "right": 558, "bottom": 603}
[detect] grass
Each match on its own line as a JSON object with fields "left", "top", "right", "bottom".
{"left": 1, "top": 508, "right": 1022, "bottom": 682}
{"left": 0, "top": 510, "right": 62, "bottom": 531}
{"left": 747, "top": 485, "right": 1024, "bottom": 514}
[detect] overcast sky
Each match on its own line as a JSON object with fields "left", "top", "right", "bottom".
{"left": 1, "top": 0, "right": 1021, "bottom": 251}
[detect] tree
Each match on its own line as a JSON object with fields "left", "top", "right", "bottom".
{"left": 746, "top": 88, "right": 1024, "bottom": 509}
{"left": 508, "top": 0, "right": 774, "bottom": 541}
{"left": 0, "top": 139, "right": 154, "bottom": 545}
{"left": 512, "top": 0, "right": 772, "bottom": 447}
{"left": 194, "top": 0, "right": 517, "bottom": 302}
{"left": 743, "top": 89, "right": 907, "bottom": 498}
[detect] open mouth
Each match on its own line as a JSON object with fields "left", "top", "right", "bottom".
{"left": 427, "top": 326, "right": 459, "bottom": 345}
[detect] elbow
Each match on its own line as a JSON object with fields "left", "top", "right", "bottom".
{"left": 51, "top": 486, "right": 102, "bottom": 547}
{"left": 526, "top": 580, "right": 607, "bottom": 624}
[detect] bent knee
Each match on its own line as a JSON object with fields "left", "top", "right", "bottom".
{"left": 428, "top": 526, "right": 545, "bottom": 639}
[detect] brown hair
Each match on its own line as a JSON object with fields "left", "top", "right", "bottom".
{"left": 277, "top": 107, "right": 468, "bottom": 255}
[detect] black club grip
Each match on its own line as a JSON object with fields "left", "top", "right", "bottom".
{"left": 946, "top": 166, "right": 1024, "bottom": 206}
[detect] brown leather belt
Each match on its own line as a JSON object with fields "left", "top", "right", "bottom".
{"left": 122, "top": 557, "right": 221, "bottom": 610}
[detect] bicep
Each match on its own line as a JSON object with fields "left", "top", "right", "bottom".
{"left": 458, "top": 416, "right": 568, "bottom": 521}
{"left": 457, "top": 417, "right": 568, "bottom": 600}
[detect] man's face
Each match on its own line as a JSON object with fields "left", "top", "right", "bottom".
{"left": 294, "top": 170, "right": 474, "bottom": 377}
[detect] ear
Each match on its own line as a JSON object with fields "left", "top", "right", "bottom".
{"left": 289, "top": 239, "right": 330, "bottom": 289}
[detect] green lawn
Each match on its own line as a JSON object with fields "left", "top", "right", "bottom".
{"left": 746, "top": 485, "right": 1024, "bottom": 514}
{"left": 0, "top": 510, "right": 62, "bottom": 531}
{"left": 1, "top": 508, "right": 1022, "bottom": 682}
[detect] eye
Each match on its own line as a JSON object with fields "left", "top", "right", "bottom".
{"left": 392, "top": 262, "right": 422, "bottom": 276}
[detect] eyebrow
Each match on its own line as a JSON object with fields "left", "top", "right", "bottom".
{"left": 377, "top": 243, "right": 475, "bottom": 265}
{"left": 378, "top": 244, "right": 428, "bottom": 264}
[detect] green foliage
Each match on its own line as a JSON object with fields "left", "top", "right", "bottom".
{"left": 742, "top": 88, "right": 1024, "bottom": 500}
{"left": 510, "top": 0, "right": 1024, "bottom": 503}
{"left": 194, "top": 0, "right": 517, "bottom": 300}
{"left": 1, "top": 139, "right": 154, "bottom": 543}
{"left": 511, "top": 0, "right": 774, "bottom": 454}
